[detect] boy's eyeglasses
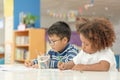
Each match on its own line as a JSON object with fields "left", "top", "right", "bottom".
{"left": 48, "top": 38, "right": 62, "bottom": 46}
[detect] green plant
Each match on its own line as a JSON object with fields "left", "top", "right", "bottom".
{"left": 24, "top": 13, "right": 37, "bottom": 25}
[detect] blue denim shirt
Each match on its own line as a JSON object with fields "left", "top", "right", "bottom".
{"left": 33, "top": 43, "right": 79, "bottom": 68}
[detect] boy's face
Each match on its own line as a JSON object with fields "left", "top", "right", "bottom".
{"left": 80, "top": 34, "right": 97, "bottom": 54}
{"left": 48, "top": 34, "right": 68, "bottom": 52}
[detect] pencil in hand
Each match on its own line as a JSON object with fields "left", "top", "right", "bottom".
{"left": 58, "top": 55, "right": 62, "bottom": 62}
{"left": 35, "top": 49, "right": 42, "bottom": 56}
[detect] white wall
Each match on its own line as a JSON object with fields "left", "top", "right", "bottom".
{"left": 112, "top": 21, "right": 120, "bottom": 54}
{"left": 41, "top": 0, "right": 120, "bottom": 55}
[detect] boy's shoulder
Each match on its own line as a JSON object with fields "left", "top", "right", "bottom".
{"left": 48, "top": 44, "right": 79, "bottom": 55}
{"left": 64, "top": 43, "right": 79, "bottom": 53}
{"left": 68, "top": 43, "right": 79, "bottom": 50}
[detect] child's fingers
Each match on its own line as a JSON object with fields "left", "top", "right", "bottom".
{"left": 24, "top": 62, "right": 28, "bottom": 67}
{"left": 58, "top": 62, "right": 65, "bottom": 70}
{"left": 28, "top": 61, "right": 33, "bottom": 66}
{"left": 24, "top": 60, "right": 32, "bottom": 67}
{"left": 60, "top": 63, "right": 66, "bottom": 70}
{"left": 24, "top": 60, "right": 30, "bottom": 67}
{"left": 57, "top": 61, "right": 62, "bottom": 67}
{"left": 32, "top": 64, "right": 39, "bottom": 68}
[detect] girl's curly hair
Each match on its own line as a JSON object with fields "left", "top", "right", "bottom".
{"left": 76, "top": 17, "right": 116, "bottom": 51}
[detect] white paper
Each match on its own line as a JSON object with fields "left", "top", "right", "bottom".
{"left": 0, "top": 65, "right": 35, "bottom": 71}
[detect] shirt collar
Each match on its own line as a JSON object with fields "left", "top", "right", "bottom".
{"left": 58, "top": 43, "right": 70, "bottom": 54}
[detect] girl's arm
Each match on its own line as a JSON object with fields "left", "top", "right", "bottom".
{"left": 72, "top": 60, "right": 110, "bottom": 71}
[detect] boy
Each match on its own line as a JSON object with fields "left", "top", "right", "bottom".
{"left": 25, "top": 21, "right": 79, "bottom": 68}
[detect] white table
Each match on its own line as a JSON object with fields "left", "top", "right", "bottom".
{"left": 0, "top": 65, "right": 120, "bottom": 80}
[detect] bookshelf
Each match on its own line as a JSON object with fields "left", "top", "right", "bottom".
{"left": 13, "top": 28, "right": 46, "bottom": 63}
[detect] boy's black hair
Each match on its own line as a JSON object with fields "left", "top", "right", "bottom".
{"left": 47, "top": 21, "right": 71, "bottom": 42}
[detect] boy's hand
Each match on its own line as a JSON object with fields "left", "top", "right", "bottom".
{"left": 24, "top": 60, "right": 33, "bottom": 67}
{"left": 32, "top": 64, "right": 39, "bottom": 68}
{"left": 57, "top": 61, "right": 66, "bottom": 70}
{"left": 58, "top": 61, "right": 75, "bottom": 70}
{"left": 24, "top": 60, "right": 39, "bottom": 68}
{"left": 57, "top": 61, "right": 62, "bottom": 68}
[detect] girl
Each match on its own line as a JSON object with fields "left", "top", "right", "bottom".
{"left": 58, "top": 17, "right": 117, "bottom": 71}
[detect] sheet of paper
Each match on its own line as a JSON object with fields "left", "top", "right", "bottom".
{"left": 0, "top": 65, "right": 36, "bottom": 71}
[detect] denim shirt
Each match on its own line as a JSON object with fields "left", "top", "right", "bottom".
{"left": 33, "top": 43, "right": 79, "bottom": 68}
{"left": 48, "top": 43, "right": 79, "bottom": 68}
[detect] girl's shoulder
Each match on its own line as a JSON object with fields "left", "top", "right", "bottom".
{"left": 99, "top": 48, "right": 113, "bottom": 54}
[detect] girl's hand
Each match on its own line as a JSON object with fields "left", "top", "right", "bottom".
{"left": 72, "top": 64, "right": 85, "bottom": 71}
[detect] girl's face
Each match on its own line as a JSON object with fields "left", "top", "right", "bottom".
{"left": 48, "top": 34, "right": 68, "bottom": 52}
{"left": 80, "top": 34, "right": 97, "bottom": 54}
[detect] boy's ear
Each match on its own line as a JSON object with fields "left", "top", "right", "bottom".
{"left": 62, "top": 37, "right": 68, "bottom": 43}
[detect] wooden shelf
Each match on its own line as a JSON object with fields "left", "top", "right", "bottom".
{"left": 16, "top": 44, "right": 29, "bottom": 47}
{"left": 15, "top": 59, "right": 25, "bottom": 63}
{"left": 13, "top": 28, "right": 46, "bottom": 63}
{"left": 0, "top": 54, "right": 4, "bottom": 58}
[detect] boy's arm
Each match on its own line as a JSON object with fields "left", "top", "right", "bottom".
{"left": 58, "top": 61, "right": 75, "bottom": 70}
{"left": 57, "top": 50, "right": 78, "bottom": 69}
{"left": 24, "top": 59, "right": 38, "bottom": 67}
{"left": 49, "top": 47, "right": 78, "bottom": 68}
{"left": 48, "top": 51, "right": 58, "bottom": 68}
{"left": 32, "top": 59, "right": 38, "bottom": 64}
{"left": 66, "top": 51, "right": 78, "bottom": 61}
{"left": 72, "top": 60, "right": 110, "bottom": 71}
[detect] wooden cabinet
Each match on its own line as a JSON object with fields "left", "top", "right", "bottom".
{"left": 0, "top": 54, "right": 4, "bottom": 58}
{"left": 13, "top": 28, "right": 46, "bottom": 63}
